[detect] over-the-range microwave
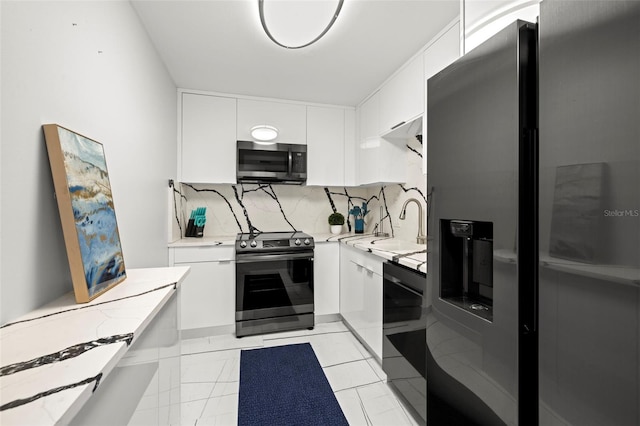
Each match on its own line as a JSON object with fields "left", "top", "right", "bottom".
{"left": 236, "top": 140, "right": 307, "bottom": 185}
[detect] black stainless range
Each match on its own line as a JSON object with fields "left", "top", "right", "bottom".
{"left": 235, "top": 231, "right": 314, "bottom": 337}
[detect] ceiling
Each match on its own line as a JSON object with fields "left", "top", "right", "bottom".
{"left": 131, "top": 0, "right": 459, "bottom": 107}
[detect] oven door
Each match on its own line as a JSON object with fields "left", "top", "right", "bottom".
{"left": 236, "top": 251, "right": 314, "bottom": 322}
{"left": 236, "top": 141, "right": 307, "bottom": 183}
{"left": 237, "top": 144, "right": 289, "bottom": 178}
{"left": 383, "top": 262, "right": 427, "bottom": 423}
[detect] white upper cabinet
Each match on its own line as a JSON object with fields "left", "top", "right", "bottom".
{"left": 357, "top": 93, "right": 406, "bottom": 186}
{"left": 423, "top": 21, "right": 461, "bottom": 173}
{"left": 378, "top": 54, "right": 425, "bottom": 137}
{"left": 237, "top": 99, "right": 307, "bottom": 145}
{"left": 306, "top": 106, "right": 353, "bottom": 187}
{"left": 180, "top": 92, "right": 237, "bottom": 184}
{"left": 424, "top": 22, "right": 461, "bottom": 80}
{"left": 343, "top": 108, "right": 357, "bottom": 187}
{"left": 463, "top": 0, "right": 540, "bottom": 54}
{"left": 357, "top": 93, "right": 380, "bottom": 185}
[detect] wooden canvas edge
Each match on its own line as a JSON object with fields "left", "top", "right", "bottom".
{"left": 42, "top": 124, "right": 127, "bottom": 303}
{"left": 43, "top": 124, "right": 90, "bottom": 303}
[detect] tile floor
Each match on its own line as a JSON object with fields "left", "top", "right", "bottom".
{"left": 179, "top": 321, "right": 420, "bottom": 426}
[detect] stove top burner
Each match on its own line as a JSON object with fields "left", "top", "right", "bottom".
{"left": 235, "top": 231, "right": 314, "bottom": 252}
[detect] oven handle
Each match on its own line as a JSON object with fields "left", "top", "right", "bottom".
{"left": 236, "top": 252, "right": 314, "bottom": 263}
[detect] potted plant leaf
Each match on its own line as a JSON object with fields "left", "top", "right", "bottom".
{"left": 328, "top": 212, "right": 345, "bottom": 235}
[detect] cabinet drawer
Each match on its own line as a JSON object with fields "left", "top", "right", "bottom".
{"left": 173, "top": 245, "right": 235, "bottom": 263}
{"left": 342, "top": 244, "right": 364, "bottom": 266}
{"left": 362, "top": 252, "right": 383, "bottom": 277}
{"left": 343, "top": 245, "right": 383, "bottom": 277}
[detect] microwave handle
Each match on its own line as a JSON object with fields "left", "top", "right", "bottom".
{"left": 287, "top": 148, "right": 292, "bottom": 175}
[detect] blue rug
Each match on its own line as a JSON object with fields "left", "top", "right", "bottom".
{"left": 238, "top": 343, "right": 349, "bottom": 426}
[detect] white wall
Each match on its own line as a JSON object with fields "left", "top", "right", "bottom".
{"left": 0, "top": 1, "right": 177, "bottom": 324}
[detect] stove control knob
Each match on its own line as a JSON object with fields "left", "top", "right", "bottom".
{"left": 250, "top": 240, "right": 257, "bottom": 248}
{"left": 239, "top": 241, "right": 247, "bottom": 248}
{"left": 304, "top": 239, "right": 310, "bottom": 245}
{"left": 294, "top": 239, "right": 301, "bottom": 246}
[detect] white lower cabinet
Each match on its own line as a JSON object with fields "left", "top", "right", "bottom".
{"left": 170, "top": 246, "right": 235, "bottom": 331}
{"left": 339, "top": 245, "right": 383, "bottom": 361}
{"left": 314, "top": 242, "right": 340, "bottom": 316}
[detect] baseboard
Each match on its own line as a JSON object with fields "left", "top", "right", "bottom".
{"left": 180, "top": 324, "right": 234, "bottom": 340}
{"left": 180, "top": 314, "right": 342, "bottom": 340}
{"left": 340, "top": 314, "right": 382, "bottom": 365}
{"left": 315, "top": 313, "right": 342, "bottom": 324}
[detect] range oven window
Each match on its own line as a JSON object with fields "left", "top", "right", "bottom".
{"left": 236, "top": 252, "right": 314, "bottom": 320}
{"left": 237, "top": 148, "right": 288, "bottom": 174}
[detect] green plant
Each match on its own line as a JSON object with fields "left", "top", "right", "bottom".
{"left": 328, "top": 212, "right": 345, "bottom": 226}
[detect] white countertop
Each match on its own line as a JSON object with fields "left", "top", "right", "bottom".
{"left": 169, "top": 233, "right": 427, "bottom": 274}
{"left": 0, "top": 267, "right": 190, "bottom": 426}
{"left": 321, "top": 233, "right": 427, "bottom": 274}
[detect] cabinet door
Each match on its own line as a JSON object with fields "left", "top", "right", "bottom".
{"left": 358, "top": 138, "right": 406, "bottom": 186}
{"left": 340, "top": 246, "right": 384, "bottom": 361}
{"left": 177, "top": 260, "right": 235, "bottom": 331}
{"left": 379, "top": 54, "right": 425, "bottom": 135}
{"left": 314, "top": 242, "right": 340, "bottom": 316}
{"left": 357, "top": 93, "right": 381, "bottom": 185}
{"left": 306, "top": 106, "right": 345, "bottom": 186}
{"left": 340, "top": 246, "right": 364, "bottom": 327}
{"left": 423, "top": 22, "right": 461, "bottom": 173}
{"left": 362, "top": 265, "right": 383, "bottom": 361}
{"left": 237, "top": 99, "right": 307, "bottom": 144}
{"left": 343, "top": 109, "right": 357, "bottom": 187}
{"left": 357, "top": 93, "right": 406, "bottom": 186}
{"left": 181, "top": 93, "right": 237, "bottom": 183}
{"left": 424, "top": 23, "right": 461, "bottom": 81}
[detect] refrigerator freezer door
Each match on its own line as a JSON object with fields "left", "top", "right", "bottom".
{"left": 538, "top": 1, "right": 640, "bottom": 425}
{"left": 427, "top": 20, "right": 538, "bottom": 425}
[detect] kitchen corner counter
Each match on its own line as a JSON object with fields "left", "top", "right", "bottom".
{"left": 0, "top": 266, "right": 190, "bottom": 426}
{"left": 168, "top": 236, "right": 237, "bottom": 247}
{"left": 315, "top": 233, "right": 427, "bottom": 274}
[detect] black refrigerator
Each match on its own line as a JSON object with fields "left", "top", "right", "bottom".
{"left": 426, "top": 1, "right": 639, "bottom": 425}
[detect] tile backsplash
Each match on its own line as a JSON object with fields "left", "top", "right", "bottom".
{"left": 171, "top": 136, "right": 429, "bottom": 242}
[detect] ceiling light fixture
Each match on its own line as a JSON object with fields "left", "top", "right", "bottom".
{"left": 258, "top": 0, "right": 344, "bottom": 49}
{"left": 251, "top": 125, "right": 279, "bottom": 143}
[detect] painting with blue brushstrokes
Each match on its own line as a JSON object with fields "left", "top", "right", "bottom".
{"left": 43, "top": 124, "right": 126, "bottom": 303}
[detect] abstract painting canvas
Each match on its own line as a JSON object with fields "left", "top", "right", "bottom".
{"left": 43, "top": 124, "right": 126, "bottom": 303}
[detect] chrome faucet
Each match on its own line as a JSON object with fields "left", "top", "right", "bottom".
{"left": 399, "top": 198, "right": 427, "bottom": 244}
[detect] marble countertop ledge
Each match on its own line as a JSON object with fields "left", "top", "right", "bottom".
{"left": 169, "top": 233, "right": 427, "bottom": 274}
{"left": 0, "top": 266, "right": 190, "bottom": 426}
{"left": 324, "top": 233, "right": 427, "bottom": 274}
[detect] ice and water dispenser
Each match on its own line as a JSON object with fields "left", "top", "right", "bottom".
{"left": 440, "top": 219, "right": 493, "bottom": 321}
